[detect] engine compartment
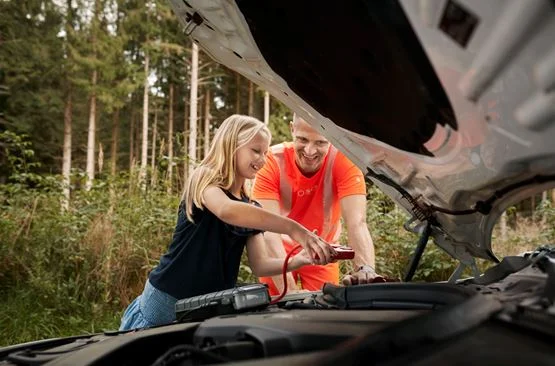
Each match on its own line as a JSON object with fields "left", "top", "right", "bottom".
{"left": 0, "top": 308, "right": 423, "bottom": 365}
{"left": 2, "top": 257, "right": 554, "bottom": 366}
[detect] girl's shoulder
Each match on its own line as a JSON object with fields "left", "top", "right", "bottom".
{"left": 239, "top": 190, "right": 263, "bottom": 208}
{"left": 216, "top": 187, "right": 258, "bottom": 206}
{"left": 221, "top": 189, "right": 264, "bottom": 236}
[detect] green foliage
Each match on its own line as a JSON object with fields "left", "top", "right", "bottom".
{"left": 0, "top": 130, "right": 53, "bottom": 191}
{"left": 0, "top": 135, "right": 461, "bottom": 346}
{"left": 0, "top": 181, "right": 179, "bottom": 345}
{"left": 0, "top": 140, "right": 179, "bottom": 345}
{"left": 0, "top": 0, "right": 65, "bottom": 168}
{"left": 268, "top": 100, "right": 293, "bottom": 145}
{"left": 0, "top": 69, "right": 8, "bottom": 123}
{"left": 344, "top": 184, "right": 457, "bottom": 282}
{"left": 2, "top": 135, "right": 555, "bottom": 347}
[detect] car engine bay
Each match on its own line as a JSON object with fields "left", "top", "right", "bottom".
{"left": 1, "top": 247, "right": 554, "bottom": 366}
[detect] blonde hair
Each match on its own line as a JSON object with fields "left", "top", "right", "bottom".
{"left": 182, "top": 114, "right": 271, "bottom": 222}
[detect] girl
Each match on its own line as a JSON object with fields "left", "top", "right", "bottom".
{"left": 120, "top": 114, "right": 335, "bottom": 330}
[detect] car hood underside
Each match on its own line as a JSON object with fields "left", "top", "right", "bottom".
{"left": 169, "top": 0, "right": 555, "bottom": 268}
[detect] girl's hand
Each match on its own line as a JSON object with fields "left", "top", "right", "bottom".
{"left": 290, "top": 225, "right": 336, "bottom": 265}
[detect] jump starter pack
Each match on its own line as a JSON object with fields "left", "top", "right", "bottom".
{"left": 175, "top": 283, "right": 271, "bottom": 321}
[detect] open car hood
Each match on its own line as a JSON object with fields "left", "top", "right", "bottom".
{"left": 169, "top": 0, "right": 555, "bottom": 268}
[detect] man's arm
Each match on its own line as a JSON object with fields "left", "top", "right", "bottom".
{"left": 340, "top": 194, "right": 379, "bottom": 285}
{"left": 257, "top": 198, "right": 300, "bottom": 292}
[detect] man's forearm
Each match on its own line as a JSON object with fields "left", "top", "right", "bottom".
{"left": 347, "top": 224, "right": 376, "bottom": 269}
{"left": 340, "top": 195, "right": 376, "bottom": 270}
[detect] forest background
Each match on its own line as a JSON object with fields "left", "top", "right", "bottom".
{"left": 1, "top": 0, "right": 553, "bottom": 346}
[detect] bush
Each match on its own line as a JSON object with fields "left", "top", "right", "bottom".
{"left": 0, "top": 169, "right": 178, "bottom": 345}
{"left": 357, "top": 184, "right": 457, "bottom": 282}
{"left": 0, "top": 179, "right": 461, "bottom": 346}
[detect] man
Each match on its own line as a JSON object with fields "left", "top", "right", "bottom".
{"left": 253, "top": 114, "right": 379, "bottom": 295}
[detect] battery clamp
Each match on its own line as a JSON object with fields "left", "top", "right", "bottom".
{"left": 330, "top": 245, "right": 355, "bottom": 260}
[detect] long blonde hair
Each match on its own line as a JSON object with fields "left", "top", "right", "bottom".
{"left": 182, "top": 114, "right": 271, "bottom": 222}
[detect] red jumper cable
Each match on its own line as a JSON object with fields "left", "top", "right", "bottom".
{"left": 269, "top": 244, "right": 355, "bottom": 305}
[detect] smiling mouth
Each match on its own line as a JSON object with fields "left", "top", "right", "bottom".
{"left": 302, "top": 155, "right": 318, "bottom": 163}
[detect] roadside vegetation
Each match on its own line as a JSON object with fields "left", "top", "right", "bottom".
{"left": 1, "top": 132, "right": 552, "bottom": 346}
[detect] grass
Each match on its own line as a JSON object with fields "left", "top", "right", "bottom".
{"left": 0, "top": 288, "right": 121, "bottom": 344}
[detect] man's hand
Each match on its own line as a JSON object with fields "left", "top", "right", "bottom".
{"left": 342, "top": 265, "right": 383, "bottom": 286}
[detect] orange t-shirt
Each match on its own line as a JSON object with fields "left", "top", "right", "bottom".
{"left": 252, "top": 142, "right": 366, "bottom": 244}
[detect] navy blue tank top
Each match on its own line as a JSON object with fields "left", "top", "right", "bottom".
{"left": 149, "top": 190, "right": 262, "bottom": 300}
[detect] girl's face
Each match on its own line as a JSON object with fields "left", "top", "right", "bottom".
{"left": 235, "top": 131, "right": 270, "bottom": 180}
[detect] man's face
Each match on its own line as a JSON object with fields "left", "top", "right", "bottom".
{"left": 291, "top": 118, "right": 331, "bottom": 175}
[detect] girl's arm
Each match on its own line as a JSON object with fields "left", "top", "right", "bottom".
{"left": 203, "top": 186, "right": 335, "bottom": 264}
{"left": 246, "top": 233, "right": 312, "bottom": 276}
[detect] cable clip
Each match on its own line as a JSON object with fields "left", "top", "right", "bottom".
{"left": 184, "top": 12, "right": 204, "bottom": 36}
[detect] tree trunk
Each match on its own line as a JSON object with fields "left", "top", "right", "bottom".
{"left": 129, "top": 110, "right": 135, "bottom": 169}
{"left": 183, "top": 99, "right": 188, "bottom": 185}
{"left": 151, "top": 107, "right": 157, "bottom": 170}
{"left": 235, "top": 73, "right": 241, "bottom": 114}
{"left": 204, "top": 88, "right": 211, "bottom": 157}
{"left": 167, "top": 82, "right": 174, "bottom": 192}
{"left": 264, "top": 91, "right": 270, "bottom": 125}
{"left": 62, "top": 91, "right": 72, "bottom": 211}
{"left": 85, "top": 0, "right": 100, "bottom": 191}
{"left": 61, "top": 0, "right": 74, "bottom": 210}
{"left": 139, "top": 52, "right": 150, "bottom": 189}
{"left": 150, "top": 107, "right": 158, "bottom": 187}
{"left": 98, "top": 142, "right": 104, "bottom": 173}
{"left": 541, "top": 190, "right": 548, "bottom": 223}
{"left": 188, "top": 43, "right": 199, "bottom": 177}
{"left": 500, "top": 211, "right": 508, "bottom": 242}
{"left": 248, "top": 80, "right": 254, "bottom": 116}
{"left": 531, "top": 195, "right": 536, "bottom": 222}
{"left": 109, "top": 109, "right": 119, "bottom": 216}
{"left": 110, "top": 109, "right": 119, "bottom": 176}
{"left": 85, "top": 69, "right": 97, "bottom": 191}
{"left": 134, "top": 112, "right": 140, "bottom": 168}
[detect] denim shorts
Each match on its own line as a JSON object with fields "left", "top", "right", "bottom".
{"left": 119, "top": 279, "right": 178, "bottom": 331}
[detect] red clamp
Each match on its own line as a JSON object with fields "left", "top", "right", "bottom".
{"left": 331, "top": 245, "right": 355, "bottom": 260}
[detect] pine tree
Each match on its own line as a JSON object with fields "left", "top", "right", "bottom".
{"left": 61, "top": 0, "right": 76, "bottom": 210}
{"left": 188, "top": 42, "right": 199, "bottom": 177}
{"left": 203, "top": 88, "right": 211, "bottom": 158}
{"left": 264, "top": 91, "right": 270, "bottom": 125}
{"left": 0, "top": 0, "right": 65, "bottom": 170}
